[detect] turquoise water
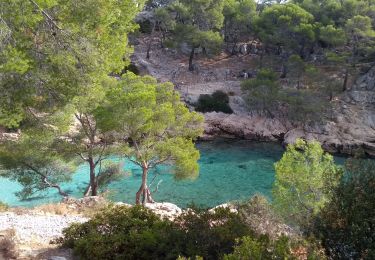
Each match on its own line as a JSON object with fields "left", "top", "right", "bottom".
{"left": 0, "top": 140, "right": 311, "bottom": 208}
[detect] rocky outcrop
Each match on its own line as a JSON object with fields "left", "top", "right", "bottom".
{"left": 131, "top": 32, "right": 375, "bottom": 156}
{"left": 203, "top": 67, "right": 375, "bottom": 157}
{"left": 144, "top": 202, "right": 183, "bottom": 220}
{"left": 203, "top": 112, "right": 288, "bottom": 142}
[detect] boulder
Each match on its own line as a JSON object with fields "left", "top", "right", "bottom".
{"left": 144, "top": 202, "right": 182, "bottom": 220}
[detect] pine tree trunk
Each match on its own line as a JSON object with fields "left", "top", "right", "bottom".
{"left": 146, "top": 23, "right": 156, "bottom": 59}
{"left": 342, "top": 68, "right": 349, "bottom": 92}
{"left": 281, "top": 63, "right": 288, "bottom": 78}
{"left": 88, "top": 157, "right": 98, "bottom": 196}
{"left": 189, "top": 47, "right": 195, "bottom": 71}
{"left": 135, "top": 164, "right": 155, "bottom": 205}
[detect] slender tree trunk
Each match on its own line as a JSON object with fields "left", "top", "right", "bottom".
{"left": 88, "top": 157, "right": 98, "bottom": 196}
{"left": 135, "top": 164, "right": 155, "bottom": 205}
{"left": 146, "top": 22, "right": 156, "bottom": 59}
{"left": 231, "top": 42, "right": 237, "bottom": 56}
{"left": 342, "top": 68, "right": 349, "bottom": 92}
{"left": 259, "top": 49, "right": 264, "bottom": 69}
{"left": 281, "top": 63, "right": 288, "bottom": 78}
{"left": 189, "top": 47, "right": 195, "bottom": 71}
{"left": 146, "top": 43, "right": 152, "bottom": 59}
{"left": 47, "top": 181, "right": 69, "bottom": 197}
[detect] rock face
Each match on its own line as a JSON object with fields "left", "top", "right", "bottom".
{"left": 204, "top": 112, "right": 288, "bottom": 142}
{"left": 203, "top": 67, "right": 375, "bottom": 157}
{"left": 131, "top": 32, "right": 375, "bottom": 156}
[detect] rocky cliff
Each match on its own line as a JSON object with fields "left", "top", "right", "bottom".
{"left": 204, "top": 67, "right": 375, "bottom": 157}
{"left": 131, "top": 35, "right": 375, "bottom": 156}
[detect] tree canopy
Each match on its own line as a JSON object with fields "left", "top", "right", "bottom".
{"left": 273, "top": 139, "right": 342, "bottom": 229}
{"left": 96, "top": 73, "right": 204, "bottom": 204}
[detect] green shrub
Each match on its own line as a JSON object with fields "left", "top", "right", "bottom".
{"left": 314, "top": 158, "right": 375, "bottom": 259}
{"left": 223, "top": 235, "right": 293, "bottom": 260}
{"left": 61, "top": 206, "right": 176, "bottom": 260}
{"left": 195, "top": 90, "right": 233, "bottom": 114}
{"left": 138, "top": 20, "right": 153, "bottom": 34}
{"left": 61, "top": 203, "right": 323, "bottom": 260}
{"left": 172, "top": 207, "right": 253, "bottom": 259}
{"left": 61, "top": 206, "right": 252, "bottom": 260}
{"left": 123, "top": 63, "right": 140, "bottom": 75}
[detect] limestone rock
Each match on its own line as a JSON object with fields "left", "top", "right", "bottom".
{"left": 204, "top": 112, "right": 288, "bottom": 142}
{"left": 144, "top": 202, "right": 182, "bottom": 220}
{"left": 49, "top": 257, "right": 67, "bottom": 260}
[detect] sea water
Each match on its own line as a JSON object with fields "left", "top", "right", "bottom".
{"left": 0, "top": 140, "right": 325, "bottom": 208}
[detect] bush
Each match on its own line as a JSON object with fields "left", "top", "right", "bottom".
{"left": 238, "top": 195, "right": 292, "bottom": 239}
{"left": 314, "top": 158, "right": 375, "bottom": 259}
{"left": 195, "top": 90, "right": 233, "bottom": 114}
{"left": 61, "top": 206, "right": 175, "bottom": 260}
{"left": 61, "top": 206, "right": 252, "bottom": 260}
{"left": 61, "top": 203, "right": 323, "bottom": 260}
{"left": 123, "top": 63, "right": 140, "bottom": 75}
{"left": 223, "top": 235, "right": 293, "bottom": 259}
{"left": 172, "top": 207, "right": 253, "bottom": 259}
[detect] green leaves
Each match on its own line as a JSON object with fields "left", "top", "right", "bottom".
{"left": 272, "top": 139, "right": 342, "bottom": 229}
{"left": 319, "top": 25, "right": 346, "bottom": 46}
{"left": 96, "top": 72, "right": 204, "bottom": 179}
{"left": 256, "top": 3, "right": 316, "bottom": 51}
{"left": 0, "top": 0, "right": 144, "bottom": 128}
{"left": 162, "top": 0, "right": 224, "bottom": 66}
{"left": 315, "top": 158, "right": 375, "bottom": 259}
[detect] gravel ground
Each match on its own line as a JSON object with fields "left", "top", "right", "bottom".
{"left": 0, "top": 212, "right": 88, "bottom": 244}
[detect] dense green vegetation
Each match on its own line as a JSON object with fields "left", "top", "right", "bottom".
{"left": 61, "top": 205, "right": 320, "bottom": 260}
{"left": 0, "top": 0, "right": 203, "bottom": 203}
{"left": 60, "top": 141, "right": 375, "bottom": 259}
{"left": 273, "top": 139, "right": 342, "bottom": 230}
{"left": 314, "top": 157, "right": 375, "bottom": 259}
{"left": 195, "top": 90, "right": 233, "bottom": 114}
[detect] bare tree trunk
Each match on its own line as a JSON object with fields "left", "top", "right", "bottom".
{"left": 231, "top": 42, "right": 237, "bottom": 56}
{"left": 53, "top": 184, "right": 69, "bottom": 197}
{"left": 135, "top": 164, "right": 155, "bottom": 205}
{"left": 88, "top": 157, "right": 98, "bottom": 196}
{"left": 146, "top": 22, "right": 156, "bottom": 60}
{"left": 342, "top": 68, "right": 349, "bottom": 92}
{"left": 146, "top": 43, "right": 152, "bottom": 60}
{"left": 280, "top": 63, "right": 288, "bottom": 78}
{"left": 189, "top": 47, "right": 195, "bottom": 71}
{"left": 259, "top": 49, "right": 264, "bottom": 69}
{"left": 41, "top": 176, "right": 69, "bottom": 197}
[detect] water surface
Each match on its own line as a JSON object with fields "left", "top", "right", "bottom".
{"left": 1, "top": 140, "right": 286, "bottom": 208}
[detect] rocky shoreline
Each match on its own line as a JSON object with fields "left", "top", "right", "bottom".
{"left": 132, "top": 35, "right": 375, "bottom": 158}
{"left": 199, "top": 67, "right": 375, "bottom": 157}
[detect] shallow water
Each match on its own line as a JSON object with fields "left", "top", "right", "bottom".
{"left": 0, "top": 140, "right": 345, "bottom": 208}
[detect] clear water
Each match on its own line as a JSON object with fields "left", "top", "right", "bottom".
{"left": 0, "top": 140, "right": 343, "bottom": 208}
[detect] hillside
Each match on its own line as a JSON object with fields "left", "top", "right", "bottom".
{"left": 132, "top": 34, "right": 375, "bottom": 156}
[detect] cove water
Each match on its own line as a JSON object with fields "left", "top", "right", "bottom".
{"left": 0, "top": 140, "right": 296, "bottom": 208}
